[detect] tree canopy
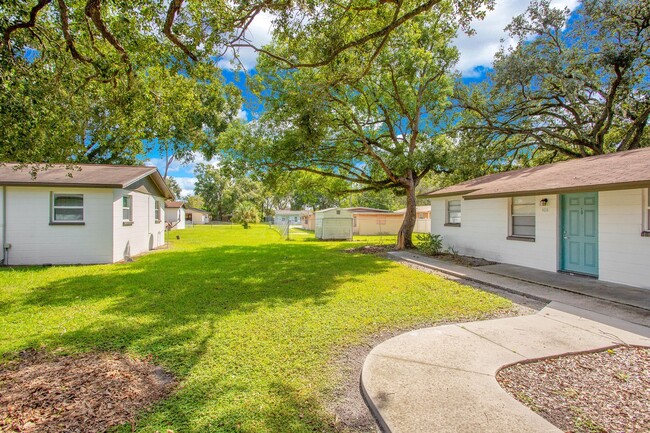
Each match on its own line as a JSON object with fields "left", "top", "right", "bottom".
{"left": 455, "top": 0, "right": 650, "bottom": 166}
{"left": 222, "top": 12, "right": 460, "bottom": 248}
{"left": 2, "top": 0, "right": 492, "bottom": 80}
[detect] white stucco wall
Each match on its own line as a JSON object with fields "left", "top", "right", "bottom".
{"left": 3, "top": 186, "right": 114, "bottom": 265}
{"left": 431, "top": 195, "right": 558, "bottom": 272}
{"left": 598, "top": 189, "right": 650, "bottom": 289}
{"left": 113, "top": 190, "right": 166, "bottom": 262}
{"left": 431, "top": 190, "right": 650, "bottom": 289}
{"left": 0, "top": 187, "right": 4, "bottom": 262}
{"left": 164, "top": 206, "right": 186, "bottom": 230}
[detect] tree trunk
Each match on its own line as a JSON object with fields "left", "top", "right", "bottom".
{"left": 396, "top": 183, "right": 417, "bottom": 250}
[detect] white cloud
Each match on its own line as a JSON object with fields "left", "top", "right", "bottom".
{"left": 237, "top": 108, "right": 249, "bottom": 121}
{"left": 453, "top": 0, "right": 580, "bottom": 76}
{"left": 217, "top": 11, "right": 275, "bottom": 71}
{"left": 175, "top": 177, "right": 198, "bottom": 198}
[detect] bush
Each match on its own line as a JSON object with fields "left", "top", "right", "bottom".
{"left": 232, "top": 201, "right": 260, "bottom": 229}
{"left": 416, "top": 233, "right": 443, "bottom": 256}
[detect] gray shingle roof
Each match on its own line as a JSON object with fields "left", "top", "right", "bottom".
{"left": 421, "top": 148, "right": 650, "bottom": 200}
{"left": 0, "top": 163, "right": 174, "bottom": 199}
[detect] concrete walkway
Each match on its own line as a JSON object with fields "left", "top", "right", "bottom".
{"left": 361, "top": 303, "right": 650, "bottom": 433}
{"left": 478, "top": 263, "right": 649, "bottom": 310}
{"left": 387, "top": 251, "right": 650, "bottom": 329}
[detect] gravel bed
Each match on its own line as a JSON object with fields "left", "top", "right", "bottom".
{"left": 497, "top": 345, "right": 650, "bottom": 433}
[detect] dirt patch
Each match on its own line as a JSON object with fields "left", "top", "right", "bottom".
{"left": 497, "top": 346, "right": 650, "bottom": 433}
{"left": 344, "top": 245, "right": 395, "bottom": 255}
{"left": 0, "top": 350, "right": 175, "bottom": 433}
{"left": 431, "top": 252, "right": 497, "bottom": 267}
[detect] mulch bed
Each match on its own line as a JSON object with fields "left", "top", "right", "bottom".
{"left": 344, "top": 245, "right": 395, "bottom": 254}
{"left": 0, "top": 350, "right": 176, "bottom": 433}
{"left": 497, "top": 345, "right": 650, "bottom": 433}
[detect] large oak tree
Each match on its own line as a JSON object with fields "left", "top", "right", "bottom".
{"left": 456, "top": 0, "right": 649, "bottom": 165}
{"left": 223, "top": 13, "right": 460, "bottom": 249}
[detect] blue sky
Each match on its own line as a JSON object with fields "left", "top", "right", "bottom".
{"left": 148, "top": 0, "right": 580, "bottom": 196}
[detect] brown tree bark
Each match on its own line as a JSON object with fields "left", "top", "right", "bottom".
{"left": 396, "top": 180, "right": 417, "bottom": 250}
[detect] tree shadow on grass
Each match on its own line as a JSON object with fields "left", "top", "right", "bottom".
{"left": 2, "top": 241, "right": 394, "bottom": 432}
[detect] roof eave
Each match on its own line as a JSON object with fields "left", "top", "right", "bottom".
{"left": 463, "top": 180, "right": 650, "bottom": 200}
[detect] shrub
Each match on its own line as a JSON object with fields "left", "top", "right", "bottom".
{"left": 416, "top": 233, "right": 443, "bottom": 256}
{"left": 232, "top": 201, "right": 260, "bottom": 229}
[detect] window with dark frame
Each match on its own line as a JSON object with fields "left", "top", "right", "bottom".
{"left": 511, "top": 196, "right": 536, "bottom": 238}
{"left": 447, "top": 200, "right": 461, "bottom": 224}
{"left": 122, "top": 195, "right": 133, "bottom": 222}
{"left": 52, "top": 194, "right": 84, "bottom": 222}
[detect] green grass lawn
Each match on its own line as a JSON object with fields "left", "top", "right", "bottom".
{"left": 0, "top": 225, "right": 511, "bottom": 433}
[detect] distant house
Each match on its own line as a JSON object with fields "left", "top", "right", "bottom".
{"left": 301, "top": 211, "right": 315, "bottom": 231}
{"left": 0, "top": 163, "right": 173, "bottom": 265}
{"left": 185, "top": 207, "right": 210, "bottom": 225}
{"left": 315, "top": 208, "right": 353, "bottom": 240}
{"left": 395, "top": 206, "right": 431, "bottom": 233}
{"left": 165, "top": 201, "right": 186, "bottom": 230}
{"left": 273, "top": 209, "right": 303, "bottom": 225}
{"left": 349, "top": 207, "right": 404, "bottom": 236}
{"left": 421, "top": 148, "right": 650, "bottom": 289}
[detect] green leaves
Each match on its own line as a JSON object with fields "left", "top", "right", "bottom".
{"left": 457, "top": 0, "right": 650, "bottom": 166}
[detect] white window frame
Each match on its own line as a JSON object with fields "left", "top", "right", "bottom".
{"left": 122, "top": 195, "right": 133, "bottom": 224}
{"left": 154, "top": 200, "right": 162, "bottom": 223}
{"left": 509, "top": 196, "right": 536, "bottom": 240}
{"left": 445, "top": 199, "right": 461, "bottom": 226}
{"left": 51, "top": 193, "right": 84, "bottom": 224}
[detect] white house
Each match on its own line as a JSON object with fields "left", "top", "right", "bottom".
{"left": 0, "top": 163, "right": 174, "bottom": 265}
{"left": 315, "top": 208, "right": 353, "bottom": 240}
{"left": 164, "top": 201, "right": 186, "bottom": 230}
{"left": 422, "top": 148, "right": 650, "bottom": 290}
{"left": 273, "top": 209, "right": 304, "bottom": 225}
{"left": 185, "top": 207, "right": 210, "bottom": 225}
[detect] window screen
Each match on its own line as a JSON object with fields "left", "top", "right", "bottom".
{"left": 123, "top": 196, "right": 133, "bottom": 221}
{"left": 52, "top": 194, "right": 84, "bottom": 222}
{"left": 511, "top": 197, "right": 536, "bottom": 237}
{"left": 447, "top": 200, "right": 461, "bottom": 224}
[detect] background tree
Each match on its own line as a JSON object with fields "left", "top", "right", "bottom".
{"left": 193, "top": 163, "right": 265, "bottom": 220}
{"left": 224, "top": 14, "right": 459, "bottom": 249}
{"left": 232, "top": 201, "right": 259, "bottom": 229}
{"left": 194, "top": 164, "right": 231, "bottom": 220}
{"left": 184, "top": 195, "right": 205, "bottom": 210}
{"left": 165, "top": 177, "right": 182, "bottom": 198}
{"left": 455, "top": 0, "right": 650, "bottom": 167}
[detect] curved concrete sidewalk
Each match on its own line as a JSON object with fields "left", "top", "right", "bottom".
{"left": 361, "top": 302, "right": 650, "bottom": 433}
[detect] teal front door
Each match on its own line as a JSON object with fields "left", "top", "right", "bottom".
{"left": 560, "top": 193, "right": 599, "bottom": 276}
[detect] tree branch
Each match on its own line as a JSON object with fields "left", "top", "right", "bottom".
{"left": 163, "top": 0, "right": 198, "bottom": 62}
{"left": 2, "top": 0, "right": 52, "bottom": 54}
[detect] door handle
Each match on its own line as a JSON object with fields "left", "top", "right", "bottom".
{"left": 563, "top": 236, "right": 570, "bottom": 239}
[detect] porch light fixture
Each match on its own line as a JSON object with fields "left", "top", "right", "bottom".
{"left": 539, "top": 198, "right": 549, "bottom": 207}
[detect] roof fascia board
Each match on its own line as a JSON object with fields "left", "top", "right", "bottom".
{"left": 463, "top": 181, "right": 650, "bottom": 200}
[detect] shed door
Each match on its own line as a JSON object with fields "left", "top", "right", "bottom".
{"left": 560, "top": 193, "right": 598, "bottom": 276}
